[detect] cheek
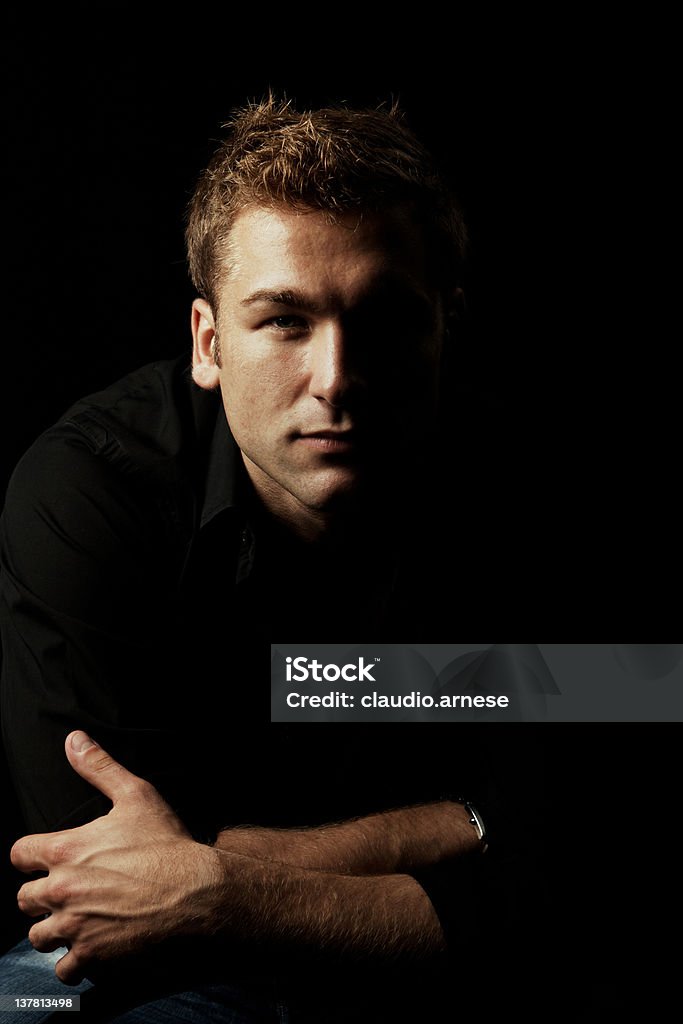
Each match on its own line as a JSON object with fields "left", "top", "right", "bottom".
{"left": 219, "top": 349, "right": 302, "bottom": 434}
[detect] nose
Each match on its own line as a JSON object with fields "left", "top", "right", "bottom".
{"left": 307, "top": 322, "right": 364, "bottom": 408}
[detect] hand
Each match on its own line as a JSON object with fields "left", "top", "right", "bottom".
{"left": 11, "top": 731, "right": 221, "bottom": 985}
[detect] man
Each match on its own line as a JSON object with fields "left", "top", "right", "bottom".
{"left": 0, "top": 98, "right": 523, "bottom": 1022}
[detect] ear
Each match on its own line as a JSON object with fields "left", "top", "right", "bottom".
{"left": 447, "top": 287, "right": 467, "bottom": 321}
{"left": 191, "top": 298, "right": 221, "bottom": 390}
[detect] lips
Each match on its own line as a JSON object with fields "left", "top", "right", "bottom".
{"left": 295, "top": 429, "right": 359, "bottom": 452}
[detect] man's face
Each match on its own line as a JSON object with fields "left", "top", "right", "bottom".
{"left": 195, "top": 205, "right": 445, "bottom": 521}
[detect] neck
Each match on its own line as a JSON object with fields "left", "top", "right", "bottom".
{"left": 246, "top": 489, "right": 377, "bottom": 554}
{"left": 243, "top": 480, "right": 401, "bottom": 635}
{"left": 241, "top": 457, "right": 378, "bottom": 546}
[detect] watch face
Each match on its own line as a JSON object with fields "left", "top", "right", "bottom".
{"left": 612, "top": 645, "right": 683, "bottom": 681}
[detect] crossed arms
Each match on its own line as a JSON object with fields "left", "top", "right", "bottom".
{"left": 11, "top": 731, "right": 483, "bottom": 985}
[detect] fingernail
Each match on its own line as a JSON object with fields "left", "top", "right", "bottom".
{"left": 71, "top": 731, "right": 96, "bottom": 753}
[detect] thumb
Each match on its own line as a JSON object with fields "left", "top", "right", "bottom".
{"left": 65, "top": 731, "right": 145, "bottom": 804}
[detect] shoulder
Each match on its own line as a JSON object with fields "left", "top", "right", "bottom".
{"left": 0, "top": 357, "right": 220, "bottom": 614}
{"left": 4, "top": 355, "right": 217, "bottom": 521}
{"left": 54, "top": 355, "right": 215, "bottom": 468}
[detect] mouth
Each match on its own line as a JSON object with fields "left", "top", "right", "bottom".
{"left": 295, "top": 429, "right": 360, "bottom": 453}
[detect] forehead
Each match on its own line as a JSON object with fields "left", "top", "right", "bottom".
{"left": 219, "top": 205, "right": 434, "bottom": 303}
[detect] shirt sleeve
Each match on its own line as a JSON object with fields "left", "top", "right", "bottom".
{"left": 0, "top": 419, "right": 189, "bottom": 834}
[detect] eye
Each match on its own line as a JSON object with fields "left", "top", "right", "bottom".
{"left": 267, "top": 315, "right": 309, "bottom": 333}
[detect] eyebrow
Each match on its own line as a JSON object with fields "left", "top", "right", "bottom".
{"left": 240, "top": 289, "right": 322, "bottom": 312}
{"left": 239, "top": 278, "right": 436, "bottom": 319}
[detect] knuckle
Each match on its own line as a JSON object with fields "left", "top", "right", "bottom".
{"left": 89, "top": 750, "right": 115, "bottom": 774}
{"left": 17, "top": 879, "right": 48, "bottom": 917}
{"left": 123, "top": 775, "right": 153, "bottom": 803}
{"left": 47, "top": 878, "right": 70, "bottom": 905}
{"left": 76, "top": 939, "right": 93, "bottom": 961}
{"left": 129, "top": 772, "right": 150, "bottom": 794}
{"left": 55, "top": 959, "right": 75, "bottom": 984}
{"left": 65, "top": 909, "right": 82, "bottom": 931}
{"left": 49, "top": 838, "right": 72, "bottom": 865}
{"left": 28, "top": 924, "right": 47, "bottom": 952}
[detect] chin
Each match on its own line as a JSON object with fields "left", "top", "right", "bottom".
{"left": 300, "top": 472, "right": 368, "bottom": 512}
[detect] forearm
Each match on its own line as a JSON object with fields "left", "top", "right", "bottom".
{"left": 14, "top": 737, "right": 468, "bottom": 984}
{"left": 203, "top": 847, "right": 446, "bottom": 961}
{"left": 214, "top": 800, "right": 481, "bottom": 874}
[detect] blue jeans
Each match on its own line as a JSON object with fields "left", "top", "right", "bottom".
{"left": 0, "top": 940, "right": 288, "bottom": 1023}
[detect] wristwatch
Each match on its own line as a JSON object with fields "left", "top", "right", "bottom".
{"left": 460, "top": 799, "right": 489, "bottom": 854}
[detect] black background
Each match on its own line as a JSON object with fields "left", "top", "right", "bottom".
{"left": 1, "top": 5, "right": 674, "bottom": 1018}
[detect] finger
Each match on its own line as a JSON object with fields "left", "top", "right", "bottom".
{"left": 11, "top": 833, "right": 54, "bottom": 873}
{"left": 28, "top": 918, "right": 68, "bottom": 954}
{"left": 65, "top": 731, "right": 145, "bottom": 803}
{"left": 55, "top": 948, "right": 88, "bottom": 986}
{"left": 17, "top": 878, "right": 52, "bottom": 917}
{"left": 12, "top": 824, "right": 87, "bottom": 874}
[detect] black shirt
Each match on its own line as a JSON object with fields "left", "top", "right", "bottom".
{"left": 0, "top": 357, "right": 545, "bottom": 1018}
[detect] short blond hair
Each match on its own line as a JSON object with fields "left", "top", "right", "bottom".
{"left": 185, "top": 97, "right": 467, "bottom": 312}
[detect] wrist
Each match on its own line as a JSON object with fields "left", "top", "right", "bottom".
{"left": 178, "top": 841, "right": 232, "bottom": 936}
